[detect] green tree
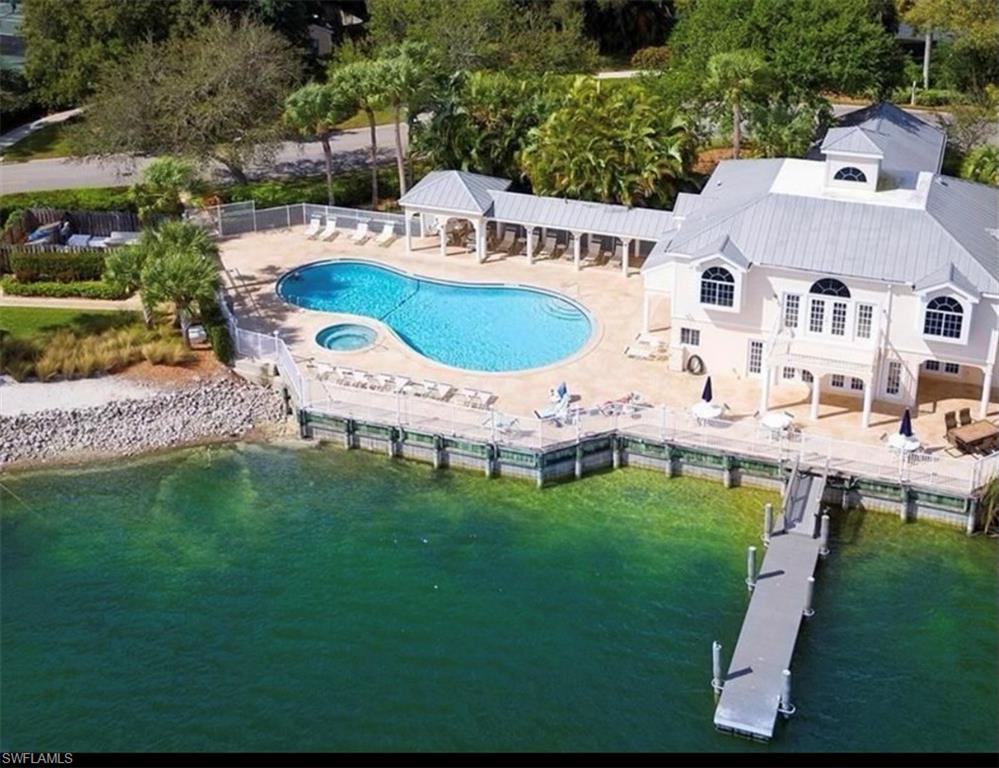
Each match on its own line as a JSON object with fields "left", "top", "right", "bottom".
{"left": 747, "top": 97, "right": 832, "bottom": 158}
{"left": 520, "top": 77, "right": 695, "bottom": 207}
{"left": 284, "top": 83, "right": 357, "bottom": 204}
{"left": 705, "top": 50, "right": 769, "bottom": 159}
{"left": 103, "top": 245, "right": 153, "bottom": 326}
{"left": 139, "top": 222, "right": 221, "bottom": 346}
{"left": 129, "top": 157, "right": 205, "bottom": 222}
{"left": 20, "top": 0, "right": 207, "bottom": 108}
{"left": 413, "top": 71, "right": 566, "bottom": 180}
{"left": 71, "top": 14, "right": 301, "bottom": 184}
{"left": 904, "top": 0, "right": 999, "bottom": 93}
{"left": 960, "top": 146, "right": 999, "bottom": 187}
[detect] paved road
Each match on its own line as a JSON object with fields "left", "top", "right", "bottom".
{"left": 0, "top": 123, "right": 407, "bottom": 194}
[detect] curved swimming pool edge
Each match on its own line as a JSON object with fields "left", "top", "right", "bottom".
{"left": 274, "top": 257, "right": 607, "bottom": 378}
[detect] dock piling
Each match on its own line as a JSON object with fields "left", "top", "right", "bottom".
{"left": 746, "top": 546, "right": 757, "bottom": 591}
{"left": 763, "top": 503, "right": 773, "bottom": 546}
{"left": 803, "top": 576, "right": 815, "bottom": 618}
{"left": 712, "top": 641, "right": 724, "bottom": 696}
{"left": 819, "top": 513, "right": 830, "bottom": 557}
{"left": 778, "top": 669, "right": 795, "bottom": 717}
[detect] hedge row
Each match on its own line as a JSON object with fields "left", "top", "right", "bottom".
{"left": 890, "top": 87, "right": 970, "bottom": 107}
{"left": 216, "top": 165, "right": 414, "bottom": 209}
{"left": 0, "top": 187, "right": 134, "bottom": 225}
{"left": 9, "top": 250, "right": 106, "bottom": 282}
{"left": 0, "top": 276, "right": 130, "bottom": 300}
{"left": 197, "top": 294, "right": 235, "bottom": 365}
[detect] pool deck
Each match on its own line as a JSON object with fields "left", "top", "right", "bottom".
{"left": 219, "top": 228, "right": 995, "bottom": 453}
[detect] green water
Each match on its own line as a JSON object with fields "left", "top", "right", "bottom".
{"left": 1, "top": 445, "right": 996, "bottom": 752}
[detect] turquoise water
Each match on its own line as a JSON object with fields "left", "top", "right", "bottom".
{"left": 1, "top": 446, "right": 996, "bottom": 752}
{"left": 277, "top": 260, "right": 593, "bottom": 371}
{"left": 316, "top": 323, "right": 378, "bottom": 351}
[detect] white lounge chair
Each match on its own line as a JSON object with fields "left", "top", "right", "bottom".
{"left": 314, "top": 362, "right": 336, "bottom": 380}
{"left": 375, "top": 223, "right": 397, "bottom": 247}
{"left": 625, "top": 344, "right": 657, "bottom": 360}
{"left": 474, "top": 390, "right": 495, "bottom": 409}
{"left": 494, "top": 229, "right": 515, "bottom": 254}
{"left": 537, "top": 232, "right": 558, "bottom": 260}
{"left": 457, "top": 387, "right": 478, "bottom": 406}
{"left": 349, "top": 221, "right": 370, "bottom": 244}
{"left": 372, "top": 373, "right": 395, "bottom": 391}
{"left": 432, "top": 382, "right": 455, "bottom": 401}
{"left": 534, "top": 393, "right": 570, "bottom": 423}
{"left": 304, "top": 217, "right": 323, "bottom": 239}
{"left": 319, "top": 218, "right": 339, "bottom": 241}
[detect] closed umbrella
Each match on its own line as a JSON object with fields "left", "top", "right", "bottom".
{"left": 701, "top": 376, "right": 713, "bottom": 403}
{"left": 899, "top": 408, "right": 913, "bottom": 437}
{"left": 692, "top": 376, "right": 722, "bottom": 422}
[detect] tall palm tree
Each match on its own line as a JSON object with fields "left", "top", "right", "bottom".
{"left": 705, "top": 50, "right": 769, "bottom": 159}
{"left": 329, "top": 59, "right": 390, "bottom": 208}
{"left": 284, "top": 83, "right": 356, "bottom": 205}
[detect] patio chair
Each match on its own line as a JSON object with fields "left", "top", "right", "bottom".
{"left": 375, "top": 223, "right": 397, "bottom": 247}
{"left": 537, "top": 232, "right": 558, "bottom": 260}
{"left": 472, "top": 390, "right": 495, "bottom": 409}
{"left": 506, "top": 235, "right": 524, "bottom": 257}
{"left": 625, "top": 344, "right": 657, "bottom": 360}
{"left": 304, "top": 216, "right": 323, "bottom": 239}
{"left": 581, "top": 236, "right": 603, "bottom": 268}
{"left": 314, "top": 362, "right": 336, "bottom": 381}
{"left": 944, "top": 411, "right": 958, "bottom": 441}
{"left": 372, "top": 373, "right": 395, "bottom": 391}
{"left": 534, "top": 393, "right": 570, "bottom": 422}
{"left": 958, "top": 407, "right": 972, "bottom": 426}
{"left": 494, "top": 229, "right": 515, "bottom": 254}
{"left": 334, "top": 366, "right": 358, "bottom": 386}
{"left": 457, "top": 387, "right": 478, "bottom": 406}
{"left": 319, "top": 218, "right": 339, "bottom": 241}
{"left": 349, "top": 221, "right": 370, "bottom": 244}
{"left": 598, "top": 236, "right": 616, "bottom": 264}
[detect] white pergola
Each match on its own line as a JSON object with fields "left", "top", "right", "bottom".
{"left": 399, "top": 170, "right": 675, "bottom": 278}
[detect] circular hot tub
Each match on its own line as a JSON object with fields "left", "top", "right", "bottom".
{"left": 315, "top": 323, "right": 377, "bottom": 352}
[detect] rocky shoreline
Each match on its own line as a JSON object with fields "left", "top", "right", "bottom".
{"left": 0, "top": 374, "right": 289, "bottom": 468}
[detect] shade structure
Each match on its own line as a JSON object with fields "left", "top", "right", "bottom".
{"left": 899, "top": 408, "right": 913, "bottom": 437}
{"left": 701, "top": 376, "right": 713, "bottom": 403}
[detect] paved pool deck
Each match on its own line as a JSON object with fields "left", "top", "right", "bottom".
{"left": 219, "top": 228, "right": 994, "bottom": 453}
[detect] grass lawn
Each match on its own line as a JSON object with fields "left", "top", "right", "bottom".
{"left": 0, "top": 306, "right": 139, "bottom": 340}
{"left": 1, "top": 119, "right": 78, "bottom": 162}
{"left": 336, "top": 107, "right": 397, "bottom": 131}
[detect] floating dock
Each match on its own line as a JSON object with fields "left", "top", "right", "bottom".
{"left": 713, "top": 468, "right": 826, "bottom": 741}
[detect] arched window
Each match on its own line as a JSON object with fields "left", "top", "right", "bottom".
{"left": 923, "top": 296, "right": 963, "bottom": 339}
{"left": 834, "top": 166, "right": 867, "bottom": 183}
{"left": 700, "top": 266, "right": 735, "bottom": 307}
{"left": 810, "top": 278, "right": 851, "bottom": 298}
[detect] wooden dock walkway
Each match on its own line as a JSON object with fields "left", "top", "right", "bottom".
{"left": 713, "top": 468, "right": 826, "bottom": 741}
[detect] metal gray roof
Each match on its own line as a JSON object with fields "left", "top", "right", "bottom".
{"left": 399, "top": 170, "right": 511, "bottom": 214}
{"left": 815, "top": 102, "right": 945, "bottom": 174}
{"left": 643, "top": 159, "right": 999, "bottom": 293}
{"left": 820, "top": 127, "right": 885, "bottom": 157}
{"left": 487, "top": 190, "right": 675, "bottom": 240}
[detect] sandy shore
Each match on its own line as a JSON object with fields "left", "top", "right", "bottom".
{"left": 0, "top": 375, "right": 165, "bottom": 416}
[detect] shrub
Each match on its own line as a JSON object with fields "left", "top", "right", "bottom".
{"left": 0, "top": 334, "right": 39, "bottom": 381}
{"left": 0, "top": 187, "right": 134, "bottom": 225}
{"left": 8, "top": 249, "right": 106, "bottom": 282}
{"left": 141, "top": 339, "right": 194, "bottom": 365}
{"left": 0, "top": 276, "right": 131, "bottom": 299}
{"left": 197, "top": 294, "right": 234, "bottom": 365}
{"left": 630, "top": 46, "right": 670, "bottom": 70}
{"left": 892, "top": 88, "right": 969, "bottom": 107}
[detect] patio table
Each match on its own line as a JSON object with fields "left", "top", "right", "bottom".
{"left": 948, "top": 420, "right": 999, "bottom": 453}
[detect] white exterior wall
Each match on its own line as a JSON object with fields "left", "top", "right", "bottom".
{"left": 646, "top": 261, "right": 999, "bottom": 407}
{"left": 824, "top": 152, "right": 881, "bottom": 192}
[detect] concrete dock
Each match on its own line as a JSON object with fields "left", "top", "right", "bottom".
{"left": 713, "top": 469, "right": 826, "bottom": 740}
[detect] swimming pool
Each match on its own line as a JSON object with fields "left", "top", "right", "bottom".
{"left": 277, "top": 260, "right": 593, "bottom": 372}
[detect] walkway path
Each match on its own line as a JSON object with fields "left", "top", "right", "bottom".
{"left": 0, "top": 294, "right": 142, "bottom": 311}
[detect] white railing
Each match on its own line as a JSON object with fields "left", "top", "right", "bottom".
{"left": 217, "top": 290, "right": 987, "bottom": 495}
{"left": 190, "top": 201, "right": 421, "bottom": 239}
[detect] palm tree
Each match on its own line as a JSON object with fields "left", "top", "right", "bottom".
{"left": 284, "top": 83, "right": 356, "bottom": 205}
{"left": 138, "top": 221, "right": 220, "bottom": 346}
{"left": 329, "top": 59, "right": 390, "bottom": 208}
{"left": 379, "top": 42, "right": 438, "bottom": 195}
{"left": 978, "top": 474, "right": 999, "bottom": 533}
{"left": 705, "top": 50, "right": 769, "bottom": 159}
{"left": 104, "top": 245, "right": 152, "bottom": 327}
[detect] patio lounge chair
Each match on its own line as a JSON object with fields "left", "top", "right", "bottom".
{"left": 507, "top": 235, "right": 525, "bottom": 257}
{"left": 304, "top": 217, "right": 323, "bottom": 239}
{"left": 375, "top": 223, "right": 397, "bottom": 247}
{"left": 535, "top": 393, "right": 570, "bottom": 422}
{"left": 319, "top": 218, "right": 339, "bottom": 241}
{"left": 472, "top": 390, "right": 495, "bottom": 409}
{"left": 537, "top": 232, "right": 558, "bottom": 260}
{"left": 349, "top": 221, "right": 370, "bottom": 244}
{"left": 581, "top": 236, "right": 603, "bottom": 267}
{"left": 959, "top": 407, "right": 972, "bottom": 426}
{"left": 483, "top": 413, "right": 520, "bottom": 434}
{"left": 493, "top": 229, "right": 515, "bottom": 254}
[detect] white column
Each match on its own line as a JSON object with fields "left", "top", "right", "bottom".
{"left": 526, "top": 227, "right": 534, "bottom": 265}
{"left": 642, "top": 293, "right": 650, "bottom": 335}
{"left": 473, "top": 219, "right": 484, "bottom": 263}
{"left": 810, "top": 374, "right": 821, "bottom": 421}
{"left": 981, "top": 363, "right": 994, "bottom": 419}
{"left": 861, "top": 375, "right": 873, "bottom": 428}
{"left": 573, "top": 232, "right": 581, "bottom": 271}
{"left": 621, "top": 238, "right": 631, "bottom": 277}
{"left": 404, "top": 213, "right": 412, "bottom": 255}
{"left": 438, "top": 216, "right": 447, "bottom": 258}
{"left": 760, "top": 364, "right": 771, "bottom": 413}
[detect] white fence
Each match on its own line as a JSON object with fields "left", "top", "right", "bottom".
{"left": 217, "top": 291, "right": 988, "bottom": 496}
{"left": 192, "top": 201, "right": 420, "bottom": 239}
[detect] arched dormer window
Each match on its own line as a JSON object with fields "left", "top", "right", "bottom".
{"left": 700, "top": 266, "right": 735, "bottom": 307}
{"left": 834, "top": 166, "right": 867, "bottom": 183}
{"left": 924, "top": 296, "right": 963, "bottom": 339}
{"left": 810, "top": 278, "right": 851, "bottom": 298}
